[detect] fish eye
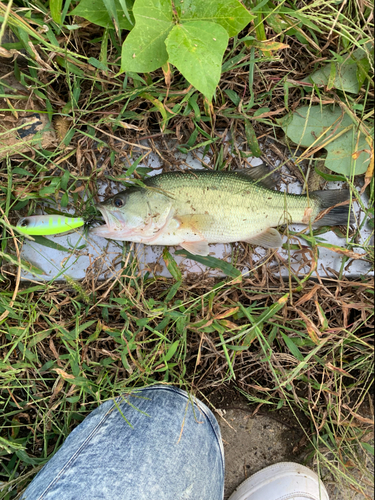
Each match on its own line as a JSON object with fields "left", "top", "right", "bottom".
{"left": 20, "top": 219, "right": 30, "bottom": 227}
{"left": 113, "top": 197, "right": 124, "bottom": 208}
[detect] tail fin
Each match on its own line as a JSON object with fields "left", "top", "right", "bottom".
{"left": 310, "top": 190, "right": 355, "bottom": 227}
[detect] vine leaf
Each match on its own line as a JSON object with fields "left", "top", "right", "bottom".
{"left": 280, "top": 105, "right": 371, "bottom": 176}
{"left": 174, "top": 0, "right": 253, "bottom": 37}
{"left": 121, "top": 0, "right": 173, "bottom": 72}
{"left": 166, "top": 22, "right": 228, "bottom": 101}
{"left": 306, "top": 45, "right": 373, "bottom": 94}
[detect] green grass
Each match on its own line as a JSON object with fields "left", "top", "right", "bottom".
{"left": 0, "top": 278, "right": 373, "bottom": 497}
{"left": 0, "top": 0, "right": 374, "bottom": 498}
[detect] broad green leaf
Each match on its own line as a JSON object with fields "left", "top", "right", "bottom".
{"left": 280, "top": 105, "right": 371, "bottom": 176}
{"left": 20, "top": 258, "right": 46, "bottom": 276}
{"left": 70, "top": 0, "right": 134, "bottom": 30}
{"left": 50, "top": 0, "right": 63, "bottom": 24}
{"left": 175, "top": 0, "right": 254, "bottom": 37}
{"left": 12, "top": 167, "right": 34, "bottom": 176}
{"left": 121, "top": 0, "right": 173, "bottom": 72}
{"left": 166, "top": 21, "right": 228, "bottom": 101}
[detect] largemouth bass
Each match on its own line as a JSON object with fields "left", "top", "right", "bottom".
{"left": 92, "top": 165, "right": 353, "bottom": 256}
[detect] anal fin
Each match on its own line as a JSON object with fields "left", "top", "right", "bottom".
{"left": 244, "top": 228, "right": 283, "bottom": 249}
{"left": 180, "top": 240, "right": 210, "bottom": 256}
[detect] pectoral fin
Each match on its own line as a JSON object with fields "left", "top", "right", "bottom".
{"left": 244, "top": 228, "right": 283, "bottom": 249}
{"left": 172, "top": 214, "right": 215, "bottom": 255}
{"left": 180, "top": 240, "right": 210, "bottom": 256}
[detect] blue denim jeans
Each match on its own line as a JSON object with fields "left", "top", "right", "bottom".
{"left": 22, "top": 385, "right": 225, "bottom": 500}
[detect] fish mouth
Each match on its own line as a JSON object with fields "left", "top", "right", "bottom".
{"left": 91, "top": 204, "right": 131, "bottom": 238}
{"left": 96, "top": 204, "right": 113, "bottom": 227}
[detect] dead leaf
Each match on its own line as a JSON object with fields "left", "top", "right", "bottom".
{"left": 342, "top": 404, "right": 375, "bottom": 425}
{"left": 49, "top": 377, "right": 65, "bottom": 405}
{"left": 316, "top": 242, "right": 365, "bottom": 259}
{"left": 361, "top": 136, "right": 374, "bottom": 193}
{"left": 54, "top": 368, "right": 75, "bottom": 380}
{"left": 302, "top": 206, "right": 313, "bottom": 224}
{"left": 294, "top": 308, "right": 321, "bottom": 344}
{"left": 326, "top": 362, "right": 355, "bottom": 378}
{"left": 162, "top": 61, "right": 171, "bottom": 87}
{"left": 218, "top": 319, "right": 241, "bottom": 330}
{"left": 0, "top": 47, "right": 18, "bottom": 58}
{"left": 246, "top": 40, "right": 289, "bottom": 52}
{"left": 118, "top": 121, "right": 141, "bottom": 131}
{"left": 214, "top": 307, "right": 239, "bottom": 320}
{"left": 295, "top": 284, "right": 321, "bottom": 307}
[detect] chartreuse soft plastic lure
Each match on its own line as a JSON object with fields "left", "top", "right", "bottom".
{"left": 16, "top": 215, "right": 85, "bottom": 236}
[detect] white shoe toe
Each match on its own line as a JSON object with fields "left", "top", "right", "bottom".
{"left": 228, "top": 462, "right": 329, "bottom": 500}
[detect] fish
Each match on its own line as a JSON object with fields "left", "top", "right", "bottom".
{"left": 16, "top": 215, "right": 85, "bottom": 236}
{"left": 91, "top": 165, "right": 354, "bottom": 256}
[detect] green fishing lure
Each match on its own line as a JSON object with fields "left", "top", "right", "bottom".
{"left": 16, "top": 215, "right": 85, "bottom": 236}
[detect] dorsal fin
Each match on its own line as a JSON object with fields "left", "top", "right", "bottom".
{"left": 234, "top": 164, "right": 277, "bottom": 190}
